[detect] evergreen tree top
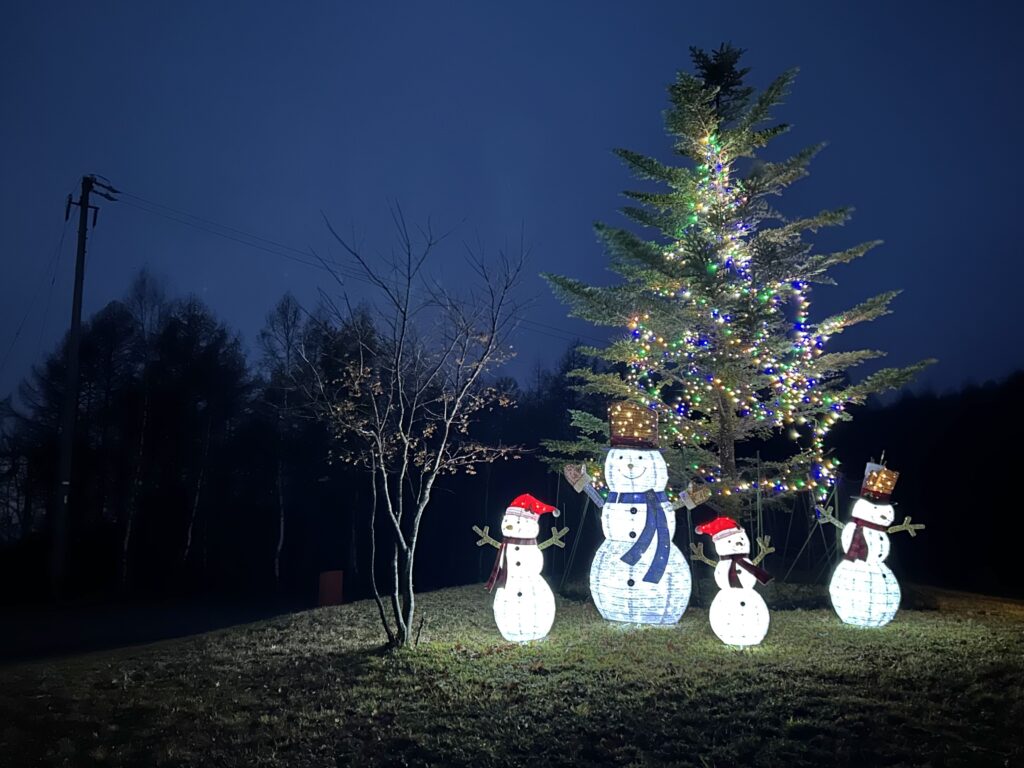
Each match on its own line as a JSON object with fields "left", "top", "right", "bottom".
{"left": 543, "top": 46, "right": 932, "bottom": 505}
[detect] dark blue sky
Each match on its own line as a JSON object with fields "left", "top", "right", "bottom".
{"left": 2, "top": 2, "right": 1022, "bottom": 400}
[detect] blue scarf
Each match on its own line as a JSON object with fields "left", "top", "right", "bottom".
{"left": 613, "top": 490, "right": 671, "bottom": 584}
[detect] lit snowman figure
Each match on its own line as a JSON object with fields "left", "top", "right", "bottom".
{"left": 584, "top": 402, "right": 692, "bottom": 625}
{"left": 473, "top": 494, "right": 568, "bottom": 642}
{"left": 821, "top": 462, "right": 924, "bottom": 628}
{"left": 694, "top": 517, "right": 774, "bottom": 647}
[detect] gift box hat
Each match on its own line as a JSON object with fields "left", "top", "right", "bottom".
{"left": 608, "top": 401, "right": 659, "bottom": 449}
{"left": 860, "top": 462, "right": 899, "bottom": 503}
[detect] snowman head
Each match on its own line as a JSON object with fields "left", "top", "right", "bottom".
{"left": 695, "top": 516, "right": 750, "bottom": 556}
{"left": 604, "top": 448, "right": 668, "bottom": 492}
{"left": 713, "top": 529, "right": 750, "bottom": 557}
{"left": 501, "top": 510, "right": 540, "bottom": 539}
{"left": 851, "top": 497, "right": 895, "bottom": 527}
{"left": 499, "top": 494, "right": 559, "bottom": 540}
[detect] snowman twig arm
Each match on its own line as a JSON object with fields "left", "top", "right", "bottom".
{"left": 472, "top": 525, "right": 502, "bottom": 549}
{"left": 815, "top": 504, "right": 844, "bottom": 530}
{"left": 538, "top": 526, "right": 570, "bottom": 551}
{"left": 752, "top": 535, "right": 775, "bottom": 566}
{"left": 689, "top": 542, "right": 717, "bottom": 568}
{"left": 887, "top": 516, "right": 925, "bottom": 537}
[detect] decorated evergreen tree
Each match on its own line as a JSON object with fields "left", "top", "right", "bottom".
{"left": 544, "top": 45, "right": 932, "bottom": 507}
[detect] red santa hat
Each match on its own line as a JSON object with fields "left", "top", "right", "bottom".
{"left": 695, "top": 516, "right": 743, "bottom": 540}
{"left": 506, "top": 493, "right": 560, "bottom": 518}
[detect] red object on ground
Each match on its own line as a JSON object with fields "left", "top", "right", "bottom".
{"left": 318, "top": 570, "right": 344, "bottom": 606}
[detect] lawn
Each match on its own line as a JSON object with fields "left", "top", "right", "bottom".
{"left": 1, "top": 583, "right": 1022, "bottom": 767}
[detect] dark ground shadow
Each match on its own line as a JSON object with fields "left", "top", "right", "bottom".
{"left": 0, "top": 595, "right": 308, "bottom": 664}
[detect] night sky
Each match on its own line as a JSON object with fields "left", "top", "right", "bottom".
{"left": 2, "top": 2, "right": 1022, "bottom": 401}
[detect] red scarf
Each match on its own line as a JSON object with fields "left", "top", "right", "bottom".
{"left": 485, "top": 536, "right": 537, "bottom": 592}
{"left": 722, "top": 554, "right": 773, "bottom": 587}
{"left": 844, "top": 517, "right": 888, "bottom": 562}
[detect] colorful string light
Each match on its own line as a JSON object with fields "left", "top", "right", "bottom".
{"left": 616, "top": 134, "right": 845, "bottom": 501}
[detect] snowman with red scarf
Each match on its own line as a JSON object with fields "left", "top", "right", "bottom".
{"left": 473, "top": 494, "right": 568, "bottom": 642}
{"left": 694, "top": 516, "right": 774, "bottom": 647}
{"left": 822, "top": 461, "right": 924, "bottom": 628}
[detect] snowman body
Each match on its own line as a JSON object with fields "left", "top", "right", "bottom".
{"left": 492, "top": 512, "right": 556, "bottom": 642}
{"left": 829, "top": 498, "right": 900, "bottom": 628}
{"left": 707, "top": 530, "right": 770, "bottom": 647}
{"left": 589, "top": 447, "right": 691, "bottom": 624}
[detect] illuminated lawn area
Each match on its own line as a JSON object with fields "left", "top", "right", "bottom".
{"left": 1, "top": 585, "right": 1022, "bottom": 767}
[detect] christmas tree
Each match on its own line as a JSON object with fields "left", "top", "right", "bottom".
{"left": 544, "top": 45, "right": 932, "bottom": 505}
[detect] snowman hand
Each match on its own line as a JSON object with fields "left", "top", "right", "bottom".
{"left": 752, "top": 535, "right": 775, "bottom": 566}
{"left": 690, "top": 542, "right": 717, "bottom": 568}
{"left": 539, "top": 526, "right": 570, "bottom": 551}
{"left": 472, "top": 525, "right": 502, "bottom": 549}
{"left": 815, "top": 504, "right": 843, "bottom": 529}
{"left": 888, "top": 516, "right": 925, "bottom": 537}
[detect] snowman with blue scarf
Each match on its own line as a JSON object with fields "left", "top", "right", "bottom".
{"left": 585, "top": 402, "right": 692, "bottom": 624}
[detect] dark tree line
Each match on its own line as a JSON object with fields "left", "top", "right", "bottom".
{"left": 1, "top": 270, "right": 1022, "bottom": 605}
{"left": 0, "top": 272, "right": 598, "bottom": 605}
{"left": 0, "top": 273, "right": 358, "bottom": 602}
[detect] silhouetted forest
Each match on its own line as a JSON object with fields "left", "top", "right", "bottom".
{"left": 2, "top": 272, "right": 1021, "bottom": 610}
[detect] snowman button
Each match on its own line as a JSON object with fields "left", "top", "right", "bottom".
{"left": 629, "top": 531, "right": 637, "bottom": 538}
{"left": 630, "top": 507, "right": 638, "bottom": 515}
{"left": 515, "top": 561, "right": 521, "bottom": 566}
{"left": 514, "top": 546, "right": 520, "bottom": 550}
{"left": 627, "top": 578, "right": 635, "bottom": 587}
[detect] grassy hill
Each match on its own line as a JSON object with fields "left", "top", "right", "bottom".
{"left": 1, "top": 584, "right": 1022, "bottom": 767}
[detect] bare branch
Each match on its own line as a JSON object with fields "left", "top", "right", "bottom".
{"left": 472, "top": 525, "right": 502, "bottom": 549}
{"left": 690, "top": 542, "right": 717, "bottom": 567}
{"left": 888, "top": 516, "right": 925, "bottom": 537}
{"left": 751, "top": 535, "right": 775, "bottom": 566}
{"left": 815, "top": 503, "right": 844, "bottom": 530}
{"left": 538, "top": 526, "right": 570, "bottom": 551}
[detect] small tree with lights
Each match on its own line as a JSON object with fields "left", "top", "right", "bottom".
{"left": 544, "top": 45, "right": 932, "bottom": 512}
{"left": 302, "top": 208, "right": 523, "bottom": 649}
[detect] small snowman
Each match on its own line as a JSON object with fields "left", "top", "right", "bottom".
{"left": 693, "top": 517, "right": 774, "bottom": 647}
{"left": 819, "top": 461, "right": 924, "bottom": 628}
{"left": 566, "top": 402, "right": 692, "bottom": 625}
{"left": 473, "top": 494, "right": 568, "bottom": 643}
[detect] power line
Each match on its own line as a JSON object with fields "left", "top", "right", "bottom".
{"left": 116, "top": 187, "right": 613, "bottom": 347}
{"left": 35, "top": 221, "right": 68, "bottom": 357}
{"left": 118, "top": 198, "right": 328, "bottom": 272}
{"left": 120, "top": 191, "right": 325, "bottom": 264}
{"left": 0, "top": 220, "right": 70, "bottom": 380}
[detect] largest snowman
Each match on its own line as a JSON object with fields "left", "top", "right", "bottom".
{"left": 586, "top": 402, "right": 692, "bottom": 624}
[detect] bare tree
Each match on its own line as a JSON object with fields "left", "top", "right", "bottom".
{"left": 303, "top": 207, "right": 523, "bottom": 648}
{"left": 258, "top": 294, "right": 303, "bottom": 587}
{"left": 122, "top": 270, "right": 168, "bottom": 590}
{"left": 0, "top": 398, "right": 27, "bottom": 544}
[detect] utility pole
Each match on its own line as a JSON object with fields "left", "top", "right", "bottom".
{"left": 51, "top": 174, "right": 117, "bottom": 597}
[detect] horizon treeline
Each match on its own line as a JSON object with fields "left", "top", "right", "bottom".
{"left": 1, "top": 270, "right": 1021, "bottom": 604}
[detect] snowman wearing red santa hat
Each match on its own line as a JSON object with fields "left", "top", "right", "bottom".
{"left": 694, "top": 516, "right": 774, "bottom": 647}
{"left": 473, "top": 494, "right": 569, "bottom": 642}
